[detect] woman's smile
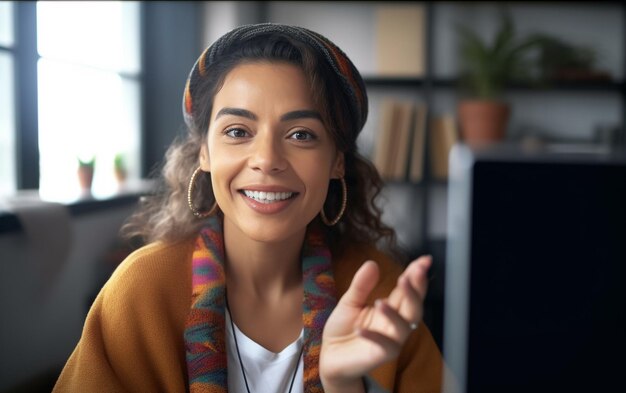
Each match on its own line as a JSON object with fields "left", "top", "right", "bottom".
{"left": 238, "top": 185, "right": 300, "bottom": 214}
{"left": 240, "top": 190, "right": 296, "bottom": 204}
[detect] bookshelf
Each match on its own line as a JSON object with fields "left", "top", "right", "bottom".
{"left": 205, "top": 0, "right": 626, "bottom": 350}
{"left": 387, "top": 2, "right": 624, "bottom": 350}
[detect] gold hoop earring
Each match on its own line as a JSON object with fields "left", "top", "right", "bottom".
{"left": 321, "top": 177, "right": 347, "bottom": 226}
{"left": 187, "top": 167, "right": 218, "bottom": 218}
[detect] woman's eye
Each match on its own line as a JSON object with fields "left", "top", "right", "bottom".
{"left": 225, "top": 128, "right": 249, "bottom": 138}
{"left": 289, "top": 130, "right": 316, "bottom": 141}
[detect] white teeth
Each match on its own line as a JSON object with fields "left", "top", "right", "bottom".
{"left": 243, "top": 190, "right": 293, "bottom": 203}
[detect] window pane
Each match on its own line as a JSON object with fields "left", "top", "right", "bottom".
{"left": 0, "top": 1, "right": 14, "bottom": 48}
{"left": 38, "top": 59, "right": 140, "bottom": 200}
{"left": 36, "top": 1, "right": 141, "bottom": 201}
{"left": 0, "top": 52, "right": 15, "bottom": 195}
{"left": 37, "top": 1, "right": 140, "bottom": 74}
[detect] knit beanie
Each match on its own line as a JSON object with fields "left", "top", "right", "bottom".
{"left": 182, "top": 23, "right": 368, "bottom": 139}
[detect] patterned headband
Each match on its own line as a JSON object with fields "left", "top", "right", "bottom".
{"left": 182, "top": 23, "right": 368, "bottom": 137}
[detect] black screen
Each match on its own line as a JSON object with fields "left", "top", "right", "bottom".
{"left": 463, "top": 158, "right": 626, "bottom": 392}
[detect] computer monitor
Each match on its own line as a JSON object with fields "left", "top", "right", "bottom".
{"left": 443, "top": 143, "right": 626, "bottom": 393}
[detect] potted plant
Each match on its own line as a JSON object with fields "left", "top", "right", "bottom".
{"left": 456, "top": 11, "right": 540, "bottom": 147}
{"left": 114, "top": 153, "right": 128, "bottom": 185}
{"left": 531, "top": 34, "right": 609, "bottom": 83}
{"left": 77, "top": 156, "right": 95, "bottom": 191}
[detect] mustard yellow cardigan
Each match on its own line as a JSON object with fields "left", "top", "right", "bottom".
{"left": 54, "top": 239, "right": 443, "bottom": 392}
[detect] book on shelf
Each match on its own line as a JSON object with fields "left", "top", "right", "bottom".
{"left": 374, "top": 4, "right": 426, "bottom": 77}
{"left": 372, "top": 99, "right": 428, "bottom": 182}
{"left": 408, "top": 104, "right": 428, "bottom": 182}
{"left": 372, "top": 98, "right": 399, "bottom": 179}
{"left": 429, "top": 114, "right": 459, "bottom": 180}
{"left": 389, "top": 101, "right": 415, "bottom": 181}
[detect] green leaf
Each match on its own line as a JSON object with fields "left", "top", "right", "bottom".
{"left": 78, "top": 156, "right": 95, "bottom": 167}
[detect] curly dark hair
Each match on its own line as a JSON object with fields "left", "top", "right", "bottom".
{"left": 122, "top": 32, "right": 401, "bottom": 260}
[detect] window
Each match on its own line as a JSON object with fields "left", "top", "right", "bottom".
{"left": 0, "top": 2, "right": 16, "bottom": 195}
{"left": 36, "top": 1, "right": 141, "bottom": 200}
{"left": 0, "top": 1, "right": 142, "bottom": 200}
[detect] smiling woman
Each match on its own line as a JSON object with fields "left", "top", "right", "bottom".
{"left": 53, "top": 24, "right": 443, "bottom": 393}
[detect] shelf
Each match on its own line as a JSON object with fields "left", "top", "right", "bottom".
{"left": 365, "top": 77, "right": 624, "bottom": 92}
{"left": 510, "top": 80, "right": 626, "bottom": 92}
{"left": 363, "top": 76, "right": 426, "bottom": 88}
{"left": 382, "top": 178, "right": 448, "bottom": 187}
{"left": 435, "top": 78, "right": 625, "bottom": 92}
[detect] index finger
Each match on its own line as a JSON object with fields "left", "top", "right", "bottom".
{"left": 387, "top": 255, "right": 432, "bottom": 309}
{"left": 338, "top": 260, "right": 380, "bottom": 308}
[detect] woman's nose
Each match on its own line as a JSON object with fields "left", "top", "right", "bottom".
{"left": 248, "top": 132, "right": 288, "bottom": 174}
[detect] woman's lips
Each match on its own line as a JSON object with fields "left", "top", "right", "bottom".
{"left": 238, "top": 188, "right": 299, "bottom": 214}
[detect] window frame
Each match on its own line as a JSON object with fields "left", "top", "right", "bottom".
{"left": 14, "top": 2, "right": 39, "bottom": 189}
{"left": 9, "top": 1, "right": 145, "bottom": 191}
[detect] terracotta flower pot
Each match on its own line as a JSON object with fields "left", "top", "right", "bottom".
{"left": 77, "top": 165, "right": 94, "bottom": 191}
{"left": 458, "top": 100, "right": 511, "bottom": 147}
{"left": 115, "top": 168, "right": 127, "bottom": 185}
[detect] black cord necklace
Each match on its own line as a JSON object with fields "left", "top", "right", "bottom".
{"left": 225, "top": 294, "right": 304, "bottom": 393}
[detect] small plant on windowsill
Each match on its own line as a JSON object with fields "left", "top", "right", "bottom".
{"left": 77, "top": 156, "right": 95, "bottom": 192}
{"left": 114, "top": 153, "right": 128, "bottom": 186}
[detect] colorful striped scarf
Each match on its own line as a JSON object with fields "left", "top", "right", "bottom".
{"left": 184, "top": 216, "right": 337, "bottom": 392}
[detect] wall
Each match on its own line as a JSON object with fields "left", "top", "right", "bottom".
{"left": 0, "top": 204, "right": 137, "bottom": 390}
{"left": 202, "top": 1, "right": 265, "bottom": 47}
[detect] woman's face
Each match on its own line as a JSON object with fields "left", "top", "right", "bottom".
{"left": 200, "top": 61, "right": 344, "bottom": 244}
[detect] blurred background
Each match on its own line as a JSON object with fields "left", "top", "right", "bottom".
{"left": 0, "top": 1, "right": 624, "bottom": 391}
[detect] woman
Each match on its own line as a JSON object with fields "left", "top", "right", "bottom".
{"left": 54, "top": 23, "right": 442, "bottom": 393}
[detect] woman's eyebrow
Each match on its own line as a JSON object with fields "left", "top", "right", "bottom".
{"left": 280, "top": 110, "right": 323, "bottom": 122}
{"left": 214, "top": 107, "right": 257, "bottom": 121}
{"left": 214, "top": 108, "right": 322, "bottom": 122}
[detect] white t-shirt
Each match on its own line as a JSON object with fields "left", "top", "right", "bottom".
{"left": 226, "top": 309, "right": 304, "bottom": 393}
